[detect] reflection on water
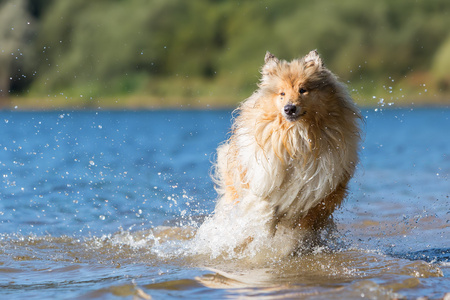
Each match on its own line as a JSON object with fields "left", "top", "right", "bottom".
{"left": 0, "top": 224, "right": 447, "bottom": 299}
{"left": 0, "top": 109, "right": 449, "bottom": 299}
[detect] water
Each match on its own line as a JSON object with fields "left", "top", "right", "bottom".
{"left": 0, "top": 108, "right": 449, "bottom": 299}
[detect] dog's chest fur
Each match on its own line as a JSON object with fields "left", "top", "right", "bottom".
{"left": 231, "top": 117, "right": 352, "bottom": 222}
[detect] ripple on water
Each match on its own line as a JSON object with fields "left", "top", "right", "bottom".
{"left": 1, "top": 226, "right": 447, "bottom": 299}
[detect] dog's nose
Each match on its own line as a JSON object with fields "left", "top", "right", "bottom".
{"left": 284, "top": 104, "right": 297, "bottom": 116}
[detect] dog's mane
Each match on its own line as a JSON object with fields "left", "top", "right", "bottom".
{"left": 234, "top": 60, "right": 361, "bottom": 167}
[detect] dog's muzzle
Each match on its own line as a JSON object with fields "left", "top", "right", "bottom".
{"left": 283, "top": 103, "right": 305, "bottom": 121}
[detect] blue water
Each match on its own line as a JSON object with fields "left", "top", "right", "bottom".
{"left": 0, "top": 108, "right": 449, "bottom": 299}
{"left": 1, "top": 111, "right": 227, "bottom": 235}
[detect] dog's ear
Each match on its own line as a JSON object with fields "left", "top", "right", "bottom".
{"left": 262, "top": 51, "right": 279, "bottom": 75}
{"left": 303, "top": 50, "right": 323, "bottom": 68}
{"left": 264, "top": 51, "right": 279, "bottom": 64}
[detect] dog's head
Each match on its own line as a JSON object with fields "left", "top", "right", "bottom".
{"left": 259, "top": 50, "right": 351, "bottom": 124}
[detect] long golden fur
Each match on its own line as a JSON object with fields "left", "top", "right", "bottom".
{"left": 207, "top": 50, "right": 361, "bottom": 255}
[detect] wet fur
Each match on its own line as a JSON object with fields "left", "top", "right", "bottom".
{"left": 212, "top": 50, "right": 361, "bottom": 251}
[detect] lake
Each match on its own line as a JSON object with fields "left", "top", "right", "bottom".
{"left": 0, "top": 108, "right": 449, "bottom": 299}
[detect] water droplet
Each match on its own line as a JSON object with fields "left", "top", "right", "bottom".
{"left": 99, "top": 215, "right": 106, "bottom": 220}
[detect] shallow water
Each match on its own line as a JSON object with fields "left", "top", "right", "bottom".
{"left": 0, "top": 108, "right": 449, "bottom": 299}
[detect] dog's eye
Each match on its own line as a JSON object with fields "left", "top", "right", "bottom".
{"left": 299, "top": 88, "right": 307, "bottom": 94}
{"left": 280, "top": 92, "right": 285, "bottom": 96}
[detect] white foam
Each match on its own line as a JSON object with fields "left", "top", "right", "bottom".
{"left": 188, "top": 196, "right": 306, "bottom": 261}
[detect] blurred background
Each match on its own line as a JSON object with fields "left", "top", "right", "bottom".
{"left": 0, "top": 0, "right": 449, "bottom": 109}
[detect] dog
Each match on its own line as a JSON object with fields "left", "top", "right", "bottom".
{"left": 198, "top": 50, "right": 361, "bottom": 257}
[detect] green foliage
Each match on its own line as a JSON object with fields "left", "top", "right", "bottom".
{"left": 4, "top": 0, "right": 450, "bottom": 106}
{"left": 432, "top": 34, "right": 450, "bottom": 91}
{"left": 0, "top": 0, "right": 34, "bottom": 101}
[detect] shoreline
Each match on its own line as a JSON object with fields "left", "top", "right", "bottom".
{"left": 1, "top": 94, "right": 449, "bottom": 111}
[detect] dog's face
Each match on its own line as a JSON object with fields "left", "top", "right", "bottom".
{"left": 259, "top": 50, "right": 342, "bottom": 124}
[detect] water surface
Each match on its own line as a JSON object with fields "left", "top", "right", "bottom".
{"left": 0, "top": 108, "right": 449, "bottom": 299}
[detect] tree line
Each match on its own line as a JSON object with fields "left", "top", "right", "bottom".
{"left": 1, "top": 0, "right": 449, "bottom": 107}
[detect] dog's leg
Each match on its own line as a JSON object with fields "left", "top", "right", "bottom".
{"left": 298, "top": 181, "right": 348, "bottom": 231}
